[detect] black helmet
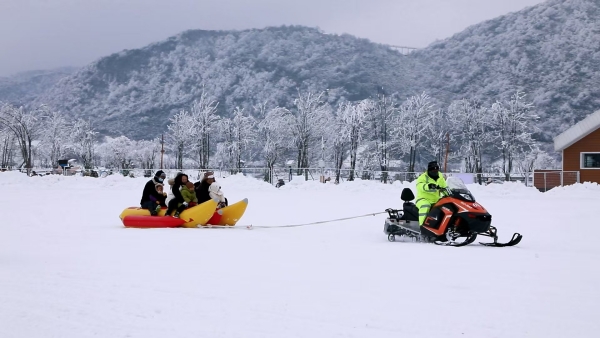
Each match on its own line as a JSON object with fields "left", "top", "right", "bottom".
{"left": 427, "top": 161, "right": 440, "bottom": 171}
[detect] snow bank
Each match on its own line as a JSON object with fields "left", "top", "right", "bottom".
{"left": 0, "top": 170, "right": 548, "bottom": 198}
{"left": 544, "top": 181, "right": 600, "bottom": 197}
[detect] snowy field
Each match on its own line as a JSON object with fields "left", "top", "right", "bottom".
{"left": 1, "top": 171, "right": 599, "bottom": 338}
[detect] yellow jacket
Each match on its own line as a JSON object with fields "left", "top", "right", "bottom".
{"left": 415, "top": 172, "right": 447, "bottom": 205}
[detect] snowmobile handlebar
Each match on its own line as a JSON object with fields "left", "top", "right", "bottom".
{"left": 438, "top": 186, "right": 451, "bottom": 196}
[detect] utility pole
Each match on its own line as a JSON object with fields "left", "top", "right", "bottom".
{"left": 160, "top": 133, "right": 165, "bottom": 170}
{"left": 444, "top": 133, "right": 450, "bottom": 173}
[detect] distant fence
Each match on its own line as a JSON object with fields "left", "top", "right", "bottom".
{"left": 4, "top": 166, "right": 580, "bottom": 191}
{"left": 533, "top": 170, "right": 580, "bottom": 192}
{"left": 79, "top": 167, "right": 537, "bottom": 186}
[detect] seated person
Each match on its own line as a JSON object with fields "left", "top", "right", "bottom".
{"left": 208, "top": 175, "right": 228, "bottom": 208}
{"left": 181, "top": 181, "right": 198, "bottom": 209}
{"left": 165, "top": 173, "right": 189, "bottom": 218}
{"left": 140, "top": 170, "right": 167, "bottom": 216}
{"left": 149, "top": 183, "right": 167, "bottom": 214}
{"left": 194, "top": 171, "right": 214, "bottom": 204}
{"left": 168, "top": 181, "right": 198, "bottom": 218}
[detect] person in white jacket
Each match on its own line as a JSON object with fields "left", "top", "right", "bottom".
{"left": 207, "top": 175, "right": 228, "bottom": 208}
{"left": 165, "top": 178, "right": 176, "bottom": 205}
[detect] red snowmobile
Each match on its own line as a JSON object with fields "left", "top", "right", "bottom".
{"left": 384, "top": 177, "right": 522, "bottom": 247}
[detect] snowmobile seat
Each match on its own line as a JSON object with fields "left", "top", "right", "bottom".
{"left": 399, "top": 188, "right": 418, "bottom": 221}
{"left": 401, "top": 188, "right": 415, "bottom": 202}
{"left": 401, "top": 202, "right": 419, "bottom": 222}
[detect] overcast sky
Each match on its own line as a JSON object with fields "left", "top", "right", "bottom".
{"left": 0, "top": 0, "right": 546, "bottom": 76}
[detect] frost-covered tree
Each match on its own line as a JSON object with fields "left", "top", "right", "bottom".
{"left": 514, "top": 147, "right": 559, "bottom": 178}
{"left": 366, "top": 93, "right": 397, "bottom": 183}
{"left": 102, "top": 136, "right": 136, "bottom": 172}
{"left": 287, "top": 90, "right": 330, "bottom": 174}
{"left": 424, "top": 108, "right": 451, "bottom": 167}
{"left": 166, "top": 110, "right": 195, "bottom": 169}
{"left": 0, "top": 103, "right": 43, "bottom": 174}
{"left": 135, "top": 139, "right": 161, "bottom": 171}
{"left": 395, "top": 92, "right": 435, "bottom": 174}
{"left": 39, "top": 111, "right": 69, "bottom": 167}
{"left": 190, "top": 92, "right": 220, "bottom": 169}
{"left": 337, "top": 100, "right": 368, "bottom": 181}
{"left": 69, "top": 118, "right": 97, "bottom": 169}
{"left": 0, "top": 128, "right": 15, "bottom": 168}
{"left": 257, "top": 107, "right": 292, "bottom": 182}
{"left": 329, "top": 104, "right": 349, "bottom": 184}
{"left": 449, "top": 99, "right": 490, "bottom": 180}
{"left": 215, "top": 107, "right": 256, "bottom": 173}
{"left": 490, "top": 92, "right": 538, "bottom": 181}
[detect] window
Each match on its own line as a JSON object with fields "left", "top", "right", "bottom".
{"left": 582, "top": 153, "right": 600, "bottom": 169}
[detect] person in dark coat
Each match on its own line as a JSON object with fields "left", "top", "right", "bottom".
{"left": 194, "top": 171, "right": 214, "bottom": 204}
{"left": 140, "top": 170, "right": 167, "bottom": 216}
{"left": 165, "top": 172, "right": 189, "bottom": 217}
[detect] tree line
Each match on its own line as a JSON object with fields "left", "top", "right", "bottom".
{"left": 0, "top": 90, "right": 557, "bottom": 182}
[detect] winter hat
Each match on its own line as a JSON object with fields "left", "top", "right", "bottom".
{"left": 154, "top": 170, "right": 166, "bottom": 178}
{"left": 427, "top": 161, "right": 440, "bottom": 171}
{"left": 155, "top": 183, "right": 164, "bottom": 190}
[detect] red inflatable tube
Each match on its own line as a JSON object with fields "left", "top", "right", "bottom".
{"left": 123, "top": 215, "right": 186, "bottom": 228}
{"left": 205, "top": 209, "right": 224, "bottom": 225}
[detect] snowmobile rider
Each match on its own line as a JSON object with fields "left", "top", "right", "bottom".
{"left": 415, "top": 161, "right": 447, "bottom": 225}
{"left": 140, "top": 170, "right": 167, "bottom": 216}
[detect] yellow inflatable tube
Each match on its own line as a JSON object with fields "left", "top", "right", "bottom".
{"left": 202, "top": 198, "right": 248, "bottom": 226}
{"left": 119, "top": 199, "right": 218, "bottom": 227}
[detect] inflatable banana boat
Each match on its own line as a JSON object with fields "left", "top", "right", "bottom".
{"left": 120, "top": 198, "right": 248, "bottom": 228}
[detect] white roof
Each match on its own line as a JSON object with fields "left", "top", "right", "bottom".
{"left": 554, "top": 110, "right": 600, "bottom": 151}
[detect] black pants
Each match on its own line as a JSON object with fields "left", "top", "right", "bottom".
{"left": 141, "top": 201, "right": 159, "bottom": 215}
{"left": 165, "top": 199, "right": 187, "bottom": 216}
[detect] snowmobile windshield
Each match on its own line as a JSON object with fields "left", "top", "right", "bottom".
{"left": 446, "top": 177, "right": 476, "bottom": 201}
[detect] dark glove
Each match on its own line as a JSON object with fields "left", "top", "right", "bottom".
{"left": 428, "top": 183, "right": 438, "bottom": 190}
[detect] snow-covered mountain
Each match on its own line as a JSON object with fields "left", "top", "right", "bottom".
{"left": 15, "top": 0, "right": 600, "bottom": 142}
{"left": 411, "top": 0, "right": 600, "bottom": 141}
{"left": 0, "top": 67, "right": 77, "bottom": 105}
{"left": 33, "top": 26, "right": 418, "bottom": 138}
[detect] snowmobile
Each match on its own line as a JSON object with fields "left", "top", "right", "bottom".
{"left": 383, "top": 177, "right": 522, "bottom": 247}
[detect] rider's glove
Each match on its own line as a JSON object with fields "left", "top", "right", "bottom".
{"left": 428, "top": 183, "right": 438, "bottom": 190}
{"left": 182, "top": 202, "right": 188, "bottom": 207}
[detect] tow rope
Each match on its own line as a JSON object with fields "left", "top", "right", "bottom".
{"left": 201, "top": 211, "right": 388, "bottom": 230}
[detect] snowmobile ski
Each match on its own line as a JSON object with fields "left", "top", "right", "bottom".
{"left": 434, "top": 232, "right": 478, "bottom": 247}
{"left": 476, "top": 226, "right": 522, "bottom": 247}
{"left": 479, "top": 232, "right": 523, "bottom": 247}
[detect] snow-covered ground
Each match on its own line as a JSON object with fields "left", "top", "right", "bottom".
{"left": 1, "top": 171, "right": 599, "bottom": 338}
